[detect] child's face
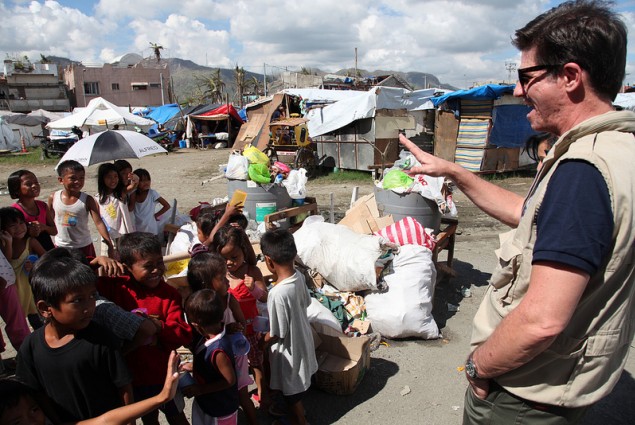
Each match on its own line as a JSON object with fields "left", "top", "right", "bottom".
{"left": 58, "top": 169, "right": 85, "bottom": 193}
{"left": 46, "top": 284, "right": 97, "bottom": 330}
{"left": 19, "top": 173, "right": 40, "bottom": 198}
{"left": 220, "top": 242, "right": 245, "bottom": 274}
{"left": 196, "top": 227, "right": 207, "bottom": 244}
{"left": 103, "top": 170, "right": 119, "bottom": 190}
{"left": 4, "top": 218, "right": 27, "bottom": 240}
{"left": 118, "top": 167, "right": 132, "bottom": 184}
{"left": 127, "top": 252, "right": 165, "bottom": 288}
{"left": 211, "top": 275, "right": 229, "bottom": 297}
{"left": 138, "top": 176, "right": 151, "bottom": 191}
{"left": 0, "top": 394, "right": 46, "bottom": 425}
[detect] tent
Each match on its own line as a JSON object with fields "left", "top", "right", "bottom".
{"left": 145, "top": 104, "right": 181, "bottom": 125}
{"left": 0, "top": 116, "right": 20, "bottom": 150}
{"left": 614, "top": 93, "right": 635, "bottom": 111}
{"left": 188, "top": 104, "right": 244, "bottom": 148}
{"left": 47, "top": 97, "right": 155, "bottom": 130}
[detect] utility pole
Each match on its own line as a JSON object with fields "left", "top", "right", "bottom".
{"left": 264, "top": 63, "right": 267, "bottom": 96}
{"left": 354, "top": 47, "right": 358, "bottom": 84}
{"left": 505, "top": 62, "right": 517, "bottom": 84}
{"left": 159, "top": 72, "right": 165, "bottom": 105}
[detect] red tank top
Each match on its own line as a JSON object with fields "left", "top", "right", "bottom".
{"left": 228, "top": 280, "right": 259, "bottom": 335}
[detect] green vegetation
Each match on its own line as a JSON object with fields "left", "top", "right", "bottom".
{"left": 0, "top": 146, "right": 58, "bottom": 166}
{"left": 312, "top": 169, "right": 372, "bottom": 184}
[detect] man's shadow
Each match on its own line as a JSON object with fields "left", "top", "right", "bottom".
{"left": 581, "top": 370, "right": 635, "bottom": 425}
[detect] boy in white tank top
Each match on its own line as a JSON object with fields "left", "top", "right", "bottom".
{"left": 48, "top": 160, "right": 114, "bottom": 258}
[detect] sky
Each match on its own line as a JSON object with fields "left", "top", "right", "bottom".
{"left": 1, "top": 0, "right": 634, "bottom": 89}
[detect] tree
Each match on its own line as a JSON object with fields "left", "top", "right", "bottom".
{"left": 248, "top": 76, "right": 263, "bottom": 96}
{"left": 300, "top": 67, "right": 311, "bottom": 75}
{"left": 233, "top": 65, "right": 246, "bottom": 108}
{"left": 195, "top": 69, "right": 225, "bottom": 103}
{"left": 149, "top": 42, "right": 163, "bottom": 62}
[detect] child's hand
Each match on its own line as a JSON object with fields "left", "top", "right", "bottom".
{"left": 178, "top": 360, "right": 193, "bottom": 373}
{"left": 244, "top": 274, "right": 254, "bottom": 290}
{"left": 91, "top": 256, "right": 126, "bottom": 276}
{"left": 0, "top": 230, "right": 12, "bottom": 245}
{"left": 24, "top": 260, "right": 34, "bottom": 274}
{"left": 224, "top": 202, "right": 243, "bottom": 217}
{"left": 158, "top": 350, "right": 181, "bottom": 402}
{"left": 27, "top": 221, "right": 42, "bottom": 237}
{"left": 226, "top": 322, "right": 244, "bottom": 334}
{"left": 127, "top": 173, "right": 139, "bottom": 191}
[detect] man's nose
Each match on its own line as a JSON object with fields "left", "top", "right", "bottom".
{"left": 513, "top": 81, "right": 524, "bottom": 97}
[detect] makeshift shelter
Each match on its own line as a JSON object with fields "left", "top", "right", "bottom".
{"left": 188, "top": 104, "right": 244, "bottom": 147}
{"left": 430, "top": 84, "right": 536, "bottom": 172}
{"left": 305, "top": 87, "right": 437, "bottom": 171}
{"left": 233, "top": 93, "right": 284, "bottom": 150}
{"left": 145, "top": 104, "right": 181, "bottom": 125}
{"left": 47, "top": 97, "right": 155, "bottom": 132}
{"left": 0, "top": 110, "right": 60, "bottom": 147}
{"left": 614, "top": 93, "right": 635, "bottom": 111}
{"left": 0, "top": 116, "right": 20, "bottom": 150}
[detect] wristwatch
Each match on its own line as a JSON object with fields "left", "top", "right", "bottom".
{"left": 465, "top": 354, "right": 480, "bottom": 379}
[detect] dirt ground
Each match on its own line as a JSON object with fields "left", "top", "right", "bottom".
{"left": 1, "top": 148, "right": 633, "bottom": 425}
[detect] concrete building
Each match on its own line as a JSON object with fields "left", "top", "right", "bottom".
{"left": 63, "top": 53, "right": 171, "bottom": 108}
{"left": 0, "top": 59, "right": 71, "bottom": 112}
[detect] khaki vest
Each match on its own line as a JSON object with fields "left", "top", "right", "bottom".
{"left": 471, "top": 110, "right": 635, "bottom": 407}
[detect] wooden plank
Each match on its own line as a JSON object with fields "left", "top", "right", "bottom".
{"left": 434, "top": 109, "right": 459, "bottom": 162}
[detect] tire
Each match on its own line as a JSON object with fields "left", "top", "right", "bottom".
{"left": 41, "top": 143, "right": 51, "bottom": 159}
{"left": 294, "top": 147, "right": 317, "bottom": 178}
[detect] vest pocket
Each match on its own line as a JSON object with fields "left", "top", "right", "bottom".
{"left": 490, "top": 231, "right": 524, "bottom": 305}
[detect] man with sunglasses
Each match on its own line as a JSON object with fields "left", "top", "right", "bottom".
{"left": 401, "top": 1, "right": 635, "bottom": 423}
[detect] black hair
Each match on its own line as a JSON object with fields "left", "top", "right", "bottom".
{"left": 56, "top": 160, "right": 84, "bottom": 177}
{"left": 113, "top": 159, "right": 133, "bottom": 173}
{"left": 0, "top": 378, "right": 37, "bottom": 419}
{"left": 97, "top": 162, "right": 124, "bottom": 203}
{"left": 33, "top": 247, "right": 89, "bottom": 266}
{"left": 30, "top": 256, "right": 96, "bottom": 308}
{"left": 133, "top": 168, "right": 151, "bottom": 181}
{"left": 196, "top": 212, "right": 220, "bottom": 240}
{"left": 260, "top": 229, "right": 297, "bottom": 265}
{"left": 7, "top": 169, "right": 36, "bottom": 199}
{"left": 513, "top": 0, "right": 627, "bottom": 100}
{"left": 185, "top": 289, "right": 224, "bottom": 327}
{"left": 0, "top": 207, "right": 26, "bottom": 231}
{"left": 187, "top": 251, "right": 227, "bottom": 293}
{"left": 524, "top": 132, "right": 555, "bottom": 162}
{"left": 227, "top": 213, "right": 248, "bottom": 230}
{"left": 118, "top": 232, "right": 162, "bottom": 266}
{"left": 211, "top": 226, "right": 248, "bottom": 257}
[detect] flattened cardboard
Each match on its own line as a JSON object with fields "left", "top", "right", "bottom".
{"left": 351, "top": 319, "right": 372, "bottom": 335}
{"left": 339, "top": 194, "right": 394, "bottom": 235}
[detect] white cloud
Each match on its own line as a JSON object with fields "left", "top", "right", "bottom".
{"left": 129, "top": 14, "right": 232, "bottom": 67}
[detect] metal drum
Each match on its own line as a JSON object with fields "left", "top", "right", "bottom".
{"left": 227, "top": 179, "right": 292, "bottom": 229}
{"left": 374, "top": 187, "right": 442, "bottom": 233}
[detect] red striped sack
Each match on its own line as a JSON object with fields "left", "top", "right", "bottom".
{"left": 375, "top": 217, "right": 436, "bottom": 251}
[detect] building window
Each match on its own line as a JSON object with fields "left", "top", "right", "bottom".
{"left": 131, "top": 83, "right": 148, "bottom": 91}
{"left": 112, "top": 83, "right": 120, "bottom": 90}
{"left": 149, "top": 83, "right": 161, "bottom": 88}
{"left": 84, "top": 82, "right": 100, "bottom": 95}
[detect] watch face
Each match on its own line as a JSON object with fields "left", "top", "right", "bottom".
{"left": 466, "top": 360, "right": 477, "bottom": 378}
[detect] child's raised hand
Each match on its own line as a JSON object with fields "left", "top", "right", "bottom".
{"left": 90, "top": 256, "right": 126, "bottom": 276}
{"left": 244, "top": 274, "right": 254, "bottom": 290}
{"left": 27, "top": 221, "right": 42, "bottom": 237}
{"left": 158, "top": 350, "right": 181, "bottom": 402}
{"left": 0, "top": 230, "right": 12, "bottom": 244}
{"left": 126, "top": 172, "right": 139, "bottom": 191}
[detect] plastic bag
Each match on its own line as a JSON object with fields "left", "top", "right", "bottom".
{"left": 243, "top": 146, "right": 269, "bottom": 164}
{"left": 282, "top": 169, "right": 308, "bottom": 199}
{"left": 382, "top": 169, "right": 414, "bottom": 190}
{"left": 375, "top": 217, "right": 436, "bottom": 250}
{"left": 225, "top": 153, "right": 249, "bottom": 180}
{"left": 248, "top": 163, "right": 271, "bottom": 184}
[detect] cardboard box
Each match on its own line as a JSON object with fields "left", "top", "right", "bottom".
{"left": 313, "top": 332, "right": 371, "bottom": 395}
{"left": 338, "top": 194, "right": 394, "bottom": 235}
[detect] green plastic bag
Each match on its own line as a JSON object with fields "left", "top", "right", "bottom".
{"left": 382, "top": 169, "right": 414, "bottom": 190}
{"left": 248, "top": 163, "right": 271, "bottom": 184}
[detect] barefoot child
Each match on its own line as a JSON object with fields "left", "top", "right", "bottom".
{"left": 8, "top": 170, "right": 56, "bottom": 251}
{"left": 213, "top": 226, "right": 268, "bottom": 406}
{"left": 48, "top": 160, "right": 114, "bottom": 258}
{"left": 182, "top": 289, "right": 239, "bottom": 425}
{"left": 261, "top": 229, "right": 317, "bottom": 425}
{"left": 0, "top": 207, "right": 45, "bottom": 330}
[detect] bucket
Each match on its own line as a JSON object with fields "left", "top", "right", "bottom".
{"left": 374, "top": 187, "right": 442, "bottom": 233}
{"left": 179, "top": 140, "right": 187, "bottom": 149}
{"left": 227, "top": 179, "right": 293, "bottom": 229}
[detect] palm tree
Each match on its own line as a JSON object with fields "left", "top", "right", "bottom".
{"left": 248, "top": 76, "right": 263, "bottom": 96}
{"left": 149, "top": 42, "right": 163, "bottom": 62}
{"left": 234, "top": 65, "right": 246, "bottom": 108}
{"left": 195, "top": 69, "right": 225, "bottom": 103}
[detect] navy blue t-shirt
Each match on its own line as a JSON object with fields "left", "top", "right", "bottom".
{"left": 532, "top": 160, "right": 614, "bottom": 276}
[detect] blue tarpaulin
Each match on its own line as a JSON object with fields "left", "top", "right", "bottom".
{"left": 489, "top": 105, "right": 537, "bottom": 148}
{"left": 431, "top": 84, "right": 515, "bottom": 107}
{"left": 146, "top": 104, "right": 181, "bottom": 124}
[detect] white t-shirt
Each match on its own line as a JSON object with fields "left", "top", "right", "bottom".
{"left": 0, "top": 250, "right": 16, "bottom": 287}
{"left": 97, "top": 193, "right": 134, "bottom": 239}
{"left": 267, "top": 271, "right": 318, "bottom": 395}
{"left": 134, "top": 189, "right": 160, "bottom": 235}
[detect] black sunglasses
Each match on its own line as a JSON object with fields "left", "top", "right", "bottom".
{"left": 517, "top": 64, "right": 562, "bottom": 88}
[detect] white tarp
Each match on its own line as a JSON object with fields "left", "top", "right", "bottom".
{"left": 282, "top": 88, "right": 364, "bottom": 103}
{"left": 0, "top": 117, "right": 20, "bottom": 150}
{"left": 306, "top": 87, "right": 436, "bottom": 137}
{"left": 47, "top": 97, "right": 155, "bottom": 130}
{"left": 614, "top": 93, "right": 635, "bottom": 112}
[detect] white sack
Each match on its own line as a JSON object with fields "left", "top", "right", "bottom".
{"left": 307, "top": 297, "right": 344, "bottom": 336}
{"left": 293, "top": 221, "right": 383, "bottom": 292}
{"left": 365, "top": 244, "right": 439, "bottom": 339}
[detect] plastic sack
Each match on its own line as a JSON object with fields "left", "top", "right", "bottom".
{"left": 243, "top": 146, "right": 269, "bottom": 164}
{"left": 375, "top": 217, "right": 436, "bottom": 251}
{"left": 411, "top": 174, "right": 445, "bottom": 208}
{"left": 365, "top": 244, "right": 439, "bottom": 339}
{"left": 225, "top": 153, "right": 249, "bottom": 180}
{"left": 382, "top": 169, "right": 414, "bottom": 190}
{"left": 293, "top": 221, "right": 384, "bottom": 292}
{"left": 248, "top": 163, "right": 271, "bottom": 184}
{"left": 282, "top": 169, "right": 308, "bottom": 199}
{"left": 307, "top": 297, "right": 345, "bottom": 336}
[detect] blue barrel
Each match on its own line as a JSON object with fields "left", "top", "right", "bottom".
{"left": 374, "top": 187, "right": 442, "bottom": 232}
{"left": 227, "top": 179, "right": 293, "bottom": 229}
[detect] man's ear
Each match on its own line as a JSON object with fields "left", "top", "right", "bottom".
{"left": 562, "top": 62, "right": 583, "bottom": 93}
{"left": 37, "top": 300, "right": 52, "bottom": 319}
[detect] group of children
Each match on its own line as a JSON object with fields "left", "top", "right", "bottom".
{"left": 1, "top": 159, "right": 317, "bottom": 425}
